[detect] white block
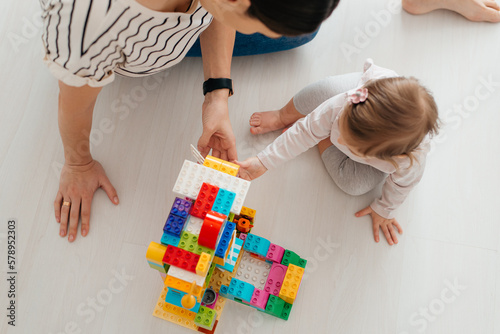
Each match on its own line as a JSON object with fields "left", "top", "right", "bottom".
{"left": 167, "top": 266, "right": 206, "bottom": 287}
{"left": 235, "top": 251, "right": 271, "bottom": 290}
{"left": 184, "top": 216, "right": 204, "bottom": 235}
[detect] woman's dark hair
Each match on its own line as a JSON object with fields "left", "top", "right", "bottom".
{"left": 247, "top": 0, "right": 340, "bottom": 36}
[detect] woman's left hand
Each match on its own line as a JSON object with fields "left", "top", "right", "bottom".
{"left": 355, "top": 206, "right": 403, "bottom": 245}
{"left": 198, "top": 89, "right": 237, "bottom": 161}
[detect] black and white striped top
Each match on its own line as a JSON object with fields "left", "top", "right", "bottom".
{"left": 40, "top": 0, "right": 213, "bottom": 87}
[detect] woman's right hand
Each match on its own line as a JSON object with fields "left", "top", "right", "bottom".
{"left": 235, "top": 157, "right": 268, "bottom": 181}
{"left": 54, "top": 160, "right": 119, "bottom": 242}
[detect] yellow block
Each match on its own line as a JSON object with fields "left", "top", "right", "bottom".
{"left": 240, "top": 207, "right": 256, "bottom": 220}
{"left": 164, "top": 275, "right": 203, "bottom": 301}
{"left": 220, "top": 161, "right": 239, "bottom": 176}
{"left": 212, "top": 255, "right": 225, "bottom": 266}
{"left": 196, "top": 252, "right": 211, "bottom": 276}
{"left": 146, "top": 242, "right": 167, "bottom": 263}
{"left": 279, "top": 264, "right": 305, "bottom": 304}
{"left": 203, "top": 155, "right": 223, "bottom": 171}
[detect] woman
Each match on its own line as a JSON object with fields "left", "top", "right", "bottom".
{"left": 42, "top": 0, "right": 340, "bottom": 242}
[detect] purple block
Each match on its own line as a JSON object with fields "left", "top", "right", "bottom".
{"left": 250, "top": 288, "right": 269, "bottom": 310}
{"left": 264, "top": 263, "right": 287, "bottom": 296}
{"left": 170, "top": 197, "right": 192, "bottom": 218}
{"left": 265, "top": 243, "right": 285, "bottom": 263}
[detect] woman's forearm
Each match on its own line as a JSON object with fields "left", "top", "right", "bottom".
{"left": 58, "top": 81, "right": 102, "bottom": 165}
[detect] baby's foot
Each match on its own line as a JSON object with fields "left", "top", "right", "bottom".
{"left": 403, "top": 0, "right": 500, "bottom": 22}
{"left": 249, "top": 110, "right": 287, "bottom": 135}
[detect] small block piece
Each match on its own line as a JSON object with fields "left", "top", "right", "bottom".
{"left": 216, "top": 236, "right": 243, "bottom": 273}
{"left": 162, "top": 245, "right": 200, "bottom": 273}
{"left": 161, "top": 301, "right": 197, "bottom": 320}
{"left": 203, "top": 155, "right": 223, "bottom": 171}
{"left": 198, "top": 213, "right": 224, "bottom": 250}
{"left": 170, "top": 197, "right": 193, "bottom": 219}
{"left": 163, "top": 214, "right": 187, "bottom": 237}
{"left": 240, "top": 206, "right": 256, "bottom": 221}
{"left": 215, "top": 222, "right": 236, "bottom": 259}
{"left": 281, "top": 249, "right": 307, "bottom": 268}
{"left": 205, "top": 263, "right": 217, "bottom": 287}
{"left": 152, "top": 287, "right": 198, "bottom": 330}
{"left": 264, "top": 295, "right": 292, "bottom": 320}
{"left": 197, "top": 320, "right": 219, "bottom": 334}
{"left": 196, "top": 252, "right": 211, "bottom": 276}
{"left": 164, "top": 275, "right": 203, "bottom": 300}
{"left": 194, "top": 306, "right": 217, "bottom": 330}
{"left": 250, "top": 288, "right": 269, "bottom": 310}
{"left": 264, "top": 262, "right": 288, "bottom": 296}
{"left": 235, "top": 251, "right": 271, "bottom": 290}
{"left": 184, "top": 216, "right": 204, "bottom": 235}
{"left": 239, "top": 233, "right": 247, "bottom": 241}
{"left": 235, "top": 218, "right": 251, "bottom": 233}
{"left": 219, "top": 161, "right": 239, "bottom": 176}
{"left": 178, "top": 231, "right": 215, "bottom": 257}
{"left": 190, "top": 183, "right": 219, "bottom": 219}
{"left": 242, "top": 234, "right": 271, "bottom": 258}
{"left": 228, "top": 212, "right": 235, "bottom": 222}
{"left": 148, "top": 261, "right": 168, "bottom": 274}
{"left": 160, "top": 232, "right": 180, "bottom": 247}
{"left": 146, "top": 242, "right": 167, "bottom": 264}
{"left": 226, "top": 278, "right": 255, "bottom": 303}
{"left": 266, "top": 243, "right": 286, "bottom": 263}
{"left": 279, "top": 264, "right": 305, "bottom": 304}
{"left": 212, "top": 189, "right": 236, "bottom": 217}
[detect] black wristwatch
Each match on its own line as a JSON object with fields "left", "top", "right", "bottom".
{"left": 203, "top": 78, "right": 233, "bottom": 97}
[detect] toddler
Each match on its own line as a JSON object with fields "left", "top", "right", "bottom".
{"left": 236, "top": 59, "right": 439, "bottom": 246}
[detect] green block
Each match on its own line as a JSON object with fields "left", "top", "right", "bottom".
{"left": 178, "top": 231, "right": 214, "bottom": 257}
{"left": 264, "top": 295, "right": 292, "bottom": 320}
{"left": 281, "top": 250, "right": 307, "bottom": 268}
{"left": 228, "top": 212, "right": 235, "bottom": 222}
{"left": 205, "top": 263, "right": 216, "bottom": 287}
{"left": 194, "top": 306, "right": 217, "bottom": 330}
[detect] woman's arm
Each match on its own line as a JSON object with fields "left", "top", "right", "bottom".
{"left": 197, "top": 18, "right": 238, "bottom": 161}
{"left": 55, "top": 82, "right": 118, "bottom": 242}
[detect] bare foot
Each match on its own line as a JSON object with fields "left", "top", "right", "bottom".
{"left": 403, "top": 0, "right": 500, "bottom": 22}
{"left": 249, "top": 98, "right": 304, "bottom": 135}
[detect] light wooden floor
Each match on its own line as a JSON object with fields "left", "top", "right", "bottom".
{"left": 1, "top": 0, "right": 500, "bottom": 333}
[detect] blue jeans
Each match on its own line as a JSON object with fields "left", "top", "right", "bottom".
{"left": 185, "top": 30, "right": 319, "bottom": 57}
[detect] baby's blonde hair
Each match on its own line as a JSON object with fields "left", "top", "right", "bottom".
{"left": 339, "top": 77, "right": 439, "bottom": 167}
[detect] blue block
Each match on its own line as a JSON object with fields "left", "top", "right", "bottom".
{"left": 226, "top": 278, "right": 255, "bottom": 303}
{"left": 212, "top": 189, "right": 236, "bottom": 217}
{"left": 164, "top": 214, "right": 186, "bottom": 237}
{"left": 216, "top": 236, "right": 243, "bottom": 273}
{"left": 242, "top": 234, "right": 271, "bottom": 258}
{"left": 219, "top": 285, "right": 231, "bottom": 300}
{"left": 215, "top": 222, "right": 236, "bottom": 259}
{"left": 170, "top": 197, "right": 192, "bottom": 219}
{"left": 165, "top": 288, "right": 201, "bottom": 313}
{"left": 161, "top": 232, "right": 180, "bottom": 247}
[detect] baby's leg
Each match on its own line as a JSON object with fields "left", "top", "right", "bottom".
{"left": 250, "top": 72, "right": 362, "bottom": 134}
{"left": 320, "top": 142, "right": 387, "bottom": 196}
{"left": 403, "top": 0, "right": 500, "bottom": 23}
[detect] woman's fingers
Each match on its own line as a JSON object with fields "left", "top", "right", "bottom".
{"left": 54, "top": 191, "right": 63, "bottom": 223}
{"left": 81, "top": 195, "right": 92, "bottom": 237}
{"left": 68, "top": 198, "right": 81, "bottom": 242}
{"left": 59, "top": 198, "right": 71, "bottom": 237}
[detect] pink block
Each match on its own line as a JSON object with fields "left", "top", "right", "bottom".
{"left": 265, "top": 243, "right": 285, "bottom": 263}
{"left": 250, "top": 288, "right": 269, "bottom": 310}
{"left": 264, "top": 263, "right": 287, "bottom": 296}
{"left": 239, "top": 233, "right": 247, "bottom": 241}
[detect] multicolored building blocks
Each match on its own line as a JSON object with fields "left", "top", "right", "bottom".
{"left": 146, "top": 154, "right": 307, "bottom": 333}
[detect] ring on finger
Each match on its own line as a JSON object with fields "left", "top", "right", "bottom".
{"left": 62, "top": 201, "right": 71, "bottom": 207}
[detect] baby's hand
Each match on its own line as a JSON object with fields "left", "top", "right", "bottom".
{"left": 234, "top": 157, "right": 267, "bottom": 181}
{"left": 355, "top": 206, "right": 403, "bottom": 245}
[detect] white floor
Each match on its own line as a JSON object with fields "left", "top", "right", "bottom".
{"left": 1, "top": 0, "right": 500, "bottom": 333}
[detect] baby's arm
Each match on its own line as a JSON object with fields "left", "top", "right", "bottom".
{"left": 237, "top": 94, "right": 344, "bottom": 180}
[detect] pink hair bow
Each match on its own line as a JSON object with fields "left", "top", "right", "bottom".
{"left": 347, "top": 88, "right": 368, "bottom": 104}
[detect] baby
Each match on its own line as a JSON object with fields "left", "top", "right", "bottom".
{"left": 236, "top": 59, "right": 439, "bottom": 245}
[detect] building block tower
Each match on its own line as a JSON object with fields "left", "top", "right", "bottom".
{"left": 146, "top": 152, "right": 307, "bottom": 333}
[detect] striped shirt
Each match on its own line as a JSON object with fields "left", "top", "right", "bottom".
{"left": 40, "top": 0, "right": 213, "bottom": 87}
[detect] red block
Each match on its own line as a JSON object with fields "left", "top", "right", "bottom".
{"left": 162, "top": 245, "right": 200, "bottom": 273}
{"left": 190, "top": 183, "right": 219, "bottom": 219}
{"left": 198, "top": 211, "right": 225, "bottom": 250}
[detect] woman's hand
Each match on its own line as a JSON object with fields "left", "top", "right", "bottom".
{"left": 235, "top": 157, "right": 268, "bottom": 181}
{"left": 54, "top": 160, "right": 118, "bottom": 242}
{"left": 355, "top": 206, "right": 403, "bottom": 245}
{"left": 198, "top": 90, "right": 237, "bottom": 161}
